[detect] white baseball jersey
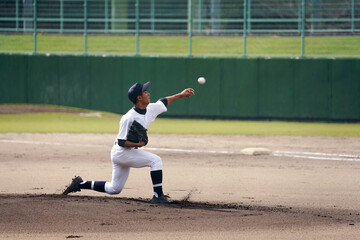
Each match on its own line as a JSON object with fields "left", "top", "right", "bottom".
{"left": 116, "top": 100, "right": 167, "bottom": 143}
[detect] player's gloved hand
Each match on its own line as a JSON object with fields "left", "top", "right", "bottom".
{"left": 126, "top": 120, "right": 148, "bottom": 146}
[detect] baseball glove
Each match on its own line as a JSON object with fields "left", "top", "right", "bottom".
{"left": 126, "top": 120, "right": 148, "bottom": 145}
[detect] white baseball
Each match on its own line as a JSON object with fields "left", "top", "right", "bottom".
{"left": 197, "top": 77, "right": 206, "bottom": 85}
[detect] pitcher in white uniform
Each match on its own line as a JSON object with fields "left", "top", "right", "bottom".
{"left": 63, "top": 81, "right": 195, "bottom": 203}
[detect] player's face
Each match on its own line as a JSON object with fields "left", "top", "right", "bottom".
{"left": 141, "top": 90, "right": 150, "bottom": 105}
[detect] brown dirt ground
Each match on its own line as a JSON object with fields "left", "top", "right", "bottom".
{"left": 0, "top": 105, "right": 359, "bottom": 239}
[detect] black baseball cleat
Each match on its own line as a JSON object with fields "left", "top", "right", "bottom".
{"left": 62, "top": 176, "right": 83, "bottom": 195}
{"left": 150, "top": 194, "right": 170, "bottom": 204}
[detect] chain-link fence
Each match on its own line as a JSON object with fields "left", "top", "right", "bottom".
{"left": 0, "top": 0, "right": 359, "bottom": 57}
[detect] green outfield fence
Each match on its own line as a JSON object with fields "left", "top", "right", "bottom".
{"left": 1, "top": 54, "right": 359, "bottom": 121}
{"left": 0, "top": 0, "right": 359, "bottom": 57}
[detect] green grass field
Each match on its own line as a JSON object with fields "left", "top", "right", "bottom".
{"left": 0, "top": 110, "right": 359, "bottom": 137}
{"left": 1, "top": 34, "right": 359, "bottom": 57}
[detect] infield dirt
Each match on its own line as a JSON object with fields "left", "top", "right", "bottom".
{"left": 1, "top": 103, "right": 359, "bottom": 240}
{"left": 0, "top": 132, "right": 359, "bottom": 239}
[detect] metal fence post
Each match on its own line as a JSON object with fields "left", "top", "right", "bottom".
{"left": 298, "top": 0, "right": 301, "bottom": 33}
{"left": 84, "top": 0, "right": 88, "bottom": 55}
{"left": 105, "top": 0, "right": 109, "bottom": 33}
{"left": 16, "top": 0, "right": 19, "bottom": 31}
{"left": 352, "top": 0, "right": 355, "bottom": 32}
{"left": 151, "top": 0, "right": 155, "bottom": 32}
{"left": 188, "top": 0, "right": 193, "bottom": 57}
{"left": 198, "top": 0, "right": 202, "bottom": 33}
{"left": 247, "top": 0, "right": 251, "bottom": 33}
{"left": 60, "top": 0, "right": 64, "bottom": 33}
{"left": 301, "top": 0, "right": 305, "bottom": 57}
{"left": 135, "top": 0, "right": 140, "bottom": 55}
{"left": 243, "top": 0, "right": 247, "bottom": 57}
{"left": 33, "top": 0, "right": 37, "bottom": 53}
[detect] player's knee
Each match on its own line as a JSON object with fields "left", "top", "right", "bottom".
{"left": 105, "top": 183, "right": 122, "bottom": 195}
{"left": 107, "top": 187, "right": 122, "bottom": 195}
{"left": 151, "top": 155, "right": 162, "bottom": 171}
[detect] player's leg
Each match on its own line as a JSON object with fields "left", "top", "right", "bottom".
{"left": 79, "top": 146, "right": 162, "bottom": 195}
{"left": 117, "top": 148, "right": 165, "bottom": 199}
{"left": 63, "top": 147, "right": 166, "bottom": 201}
{"left": 62, "top": 145, "right": 130, "bottom": 195}
{"left": 104, "top": 164, "right": 130, "bottom": 194}
{"left": 77, "top": 146, "right": 132, "bottom": 194}
{"left": 77, "top": 164, "right": 130, "bottom": 195}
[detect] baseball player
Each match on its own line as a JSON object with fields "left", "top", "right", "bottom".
{"left": 63, "top": 81, "right": 195, "bottom": 203}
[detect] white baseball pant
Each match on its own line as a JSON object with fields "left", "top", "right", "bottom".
{"left": 104, "top": 144, "right": 162, "bottom": 195}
